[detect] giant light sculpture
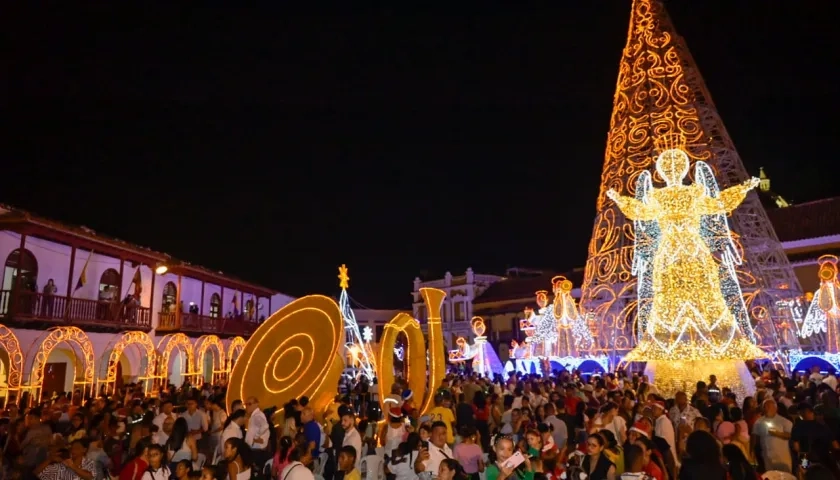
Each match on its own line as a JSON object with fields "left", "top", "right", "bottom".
{"left": 611, "top": 134, "right": 765, "bottom": 399}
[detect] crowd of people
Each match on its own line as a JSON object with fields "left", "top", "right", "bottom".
{"left": 2, "top": 363, "right": 840, "bottom": 480}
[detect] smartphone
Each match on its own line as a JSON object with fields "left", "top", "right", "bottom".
{"left": 420, "top": 440, "right": 429, "bottom": 450}
{"left": 503, "top": 451, "right": 526, "bottom": 470}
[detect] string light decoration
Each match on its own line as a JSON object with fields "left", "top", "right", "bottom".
{"left": 28, "top": 327, "right": 96, "bottom": 401}
{"left": 800, "top": 255, "right": 840, "bottom": 353}
{"left": 609, "top": 138, "right": 765, "bottom": 398}
{"left": 226, "top": 295, "right": 346, "bottom": 417}
{"left": 226, "top": 336, "right": 246, "bottom": 373}
{"left": 193, "top": 335, "right": 227, "bottom": 386}
{"left": 377, "top": 287, "right": 446, "bottom": 416}
{"left": 157, "top": 333, "right": 195, "bottom": 385}
{"left": 338, "top": 265, "right": 377, "bottom": 380}
{"left": 98, "top": 331, "right": 157, "bottom": 395}
{"left": 448, "top": 317, "right": 504, "bottom": 378}
{"left": 580, "top": 0, "right": 803, "bottom": 363}
{"left": 552, "top": 276, "right": 595, "bottom": 356}
{"left": 0, "top": 325, "right": 23, "bottom": 407}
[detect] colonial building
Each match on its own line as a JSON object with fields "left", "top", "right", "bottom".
{"left": 412, "top": 268, "right": 503, "bottom": 349}
{"left": 0, "top": 204, "right": 294, "bottom": 406}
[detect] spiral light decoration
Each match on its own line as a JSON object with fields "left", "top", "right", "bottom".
{"left": 226, "top": 295, "right": 345, "bottom": 415}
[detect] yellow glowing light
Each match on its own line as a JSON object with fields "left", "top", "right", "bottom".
{"left": 226, "top": 295, "right": 345, "bottom": 417}
{"left": 157, "top": 333, "right": 195, "bottom": 383}
{"left": 194, "top": 335, "right": 227, "bottom": 386}
{"left": 227, "top": 336, "right": 246, "bottom": 372}
{"left": 155, "top": 264, "right": 168, "bottom": 275}
{"left": 99, "top": 331, "right": 157, "bottom": 395}
{"left": 801, "top": 255, "right": 840, "bottom": 353}
{"left": 376, "top": 287, "right": 446, "bottom": 416}
{"left": 29, "top": 326, "right": 96, "bottom": 402}
{"left": 338, "top": 264, "right": 350, "bottom": 289}
{"left": 0, "top": 324, "right": 24, "bottom": 406}
{"left": 472, "top": 317, "right": 486, "bottom": 337}
{"left": 609, "top": 143, "right": 765, "bottom": 363}
{"left": 644, "top": 358, "right": 755, "bottom": 401}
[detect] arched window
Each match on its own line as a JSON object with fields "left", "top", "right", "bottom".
{"left": 209, "top": 293, "right": 221, "bottom": 318}
{"left": 99, "top": 268, "right": 120, "bottom": 293}
{"left": 3, "top": 248, "right": 38, "bottom": 291}
{"left": 245, "top": 299, "right": 254, "bottom": 320}
{"left": 162, "top": 282, "right": 177, "bottom": 313}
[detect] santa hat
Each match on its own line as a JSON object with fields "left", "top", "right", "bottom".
{"left": 629, "top": 420, "right": 651, "bottom": 438}
{"left": 388, "top": 407, "right": 403, "bottom": 419}
{"left": 402, "top": 389, "right": 413, "bottom": 401}
{"left": 649, "top": 400, "right": 666, "bottom": 411}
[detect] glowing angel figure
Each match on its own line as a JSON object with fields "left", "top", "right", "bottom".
{"left": 532, "top": 290, "right": 558, "bottom": 357}
{"left": 800, "top": 255, "right": 840, "bottom": 353}
{"left": 551, "top": 276, "right": 594, "bottom": 356}
{"left": 607, "top": 137, "right": 766, "bottom": 362}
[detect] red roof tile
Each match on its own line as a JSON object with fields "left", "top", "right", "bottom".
{"left": 766, "top": 197, "right": 840, "bottom": 242}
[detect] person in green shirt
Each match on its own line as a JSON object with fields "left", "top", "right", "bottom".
{"left": 485, "top": 436, "right": 534, "bottom": 480}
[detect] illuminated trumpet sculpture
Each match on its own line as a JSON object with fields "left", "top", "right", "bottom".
{"left": 377, "top": 287, "right": 446, "bottom": 416}
{"left": 226, "top": 295, "right": 346, "bottom": 416}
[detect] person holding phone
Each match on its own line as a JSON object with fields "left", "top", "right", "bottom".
{"left": 484, "top": 436, "right": 533, "bottom": 480}
{"left": 414, "top": 422, "right": 453, "bottom": 479}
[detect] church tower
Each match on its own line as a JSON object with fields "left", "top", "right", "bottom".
{"left": 580, "top": 0, "right": 808, "bottom": 365}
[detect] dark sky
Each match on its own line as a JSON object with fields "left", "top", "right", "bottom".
{"left": 6, "top": 2, "right": 840, "bottom": 308}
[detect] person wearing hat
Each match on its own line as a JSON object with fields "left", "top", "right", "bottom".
{"left": 379, "top": 407, "right": 409, "bottom": 454}
{"left": 650, "top": 400, "right": 678, "bottom": 467}
{"left": 400, "top": 389, "right": 416, "bottom": 422}
{"left": 628, "top": 419, "right": 652, "bottom": 442}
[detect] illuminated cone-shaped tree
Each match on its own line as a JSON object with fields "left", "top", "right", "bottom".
{"left": 580, "top": 0, "right": 806, "bottom": 372}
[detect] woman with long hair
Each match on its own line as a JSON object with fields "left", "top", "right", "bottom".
{"left": 119, "top": 437, "right": 152, "bottom": 480}
{"left": 166, "top": 417, "right": 198, "bottom": 471}
{"left": 580, "top": 433, "right": 616, "bottom": 480}
{"left": 223, "top": 438, "right": 252, "bottom": 480}
{"left": 216, "top": 409, "right": 246, "bottom": 463}
{"left": 140, "top": 444, "right": 170, "bottom": 480}
{"left": 454, "top": 426, "right": 484, "bottom": 480}
{"left": 721, "top": 444, "right": 759, "bottom": 480}
{"left": 280, "top": 445, "right": 314, "bottom": 480}
{"left": 272, "top": 436, "right": 294, "bottom": 480}
{"left": 678, "top": 431, "right": 725, "bottom": 480}
{"left": 438, "top": 459, "right": 468, "bottom": 480}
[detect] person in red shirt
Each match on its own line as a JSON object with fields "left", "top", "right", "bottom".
{"left": 119, "top": 437, "right": 151, "bottom": 480}
{"left": 634, "top": 434, "right": 664, "bottom": 480}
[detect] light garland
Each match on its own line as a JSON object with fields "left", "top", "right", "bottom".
{"left": 610, "top": 137, "right": 766, "bottom": 362}
{"left": 29, "top": 326, "right": 96, "bottom": 400}
{"left": 338, "top": 265, "right": 377, "bottom": 381}
{"left": 0, "top": 325, "right": 23, "bottom": 404}
{"left": 800, "top": 255, "right": 840, "bottom": 353}
{"left": 99, "top": 331, "right": 157, "bottom": 395}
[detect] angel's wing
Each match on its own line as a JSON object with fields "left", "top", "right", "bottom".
{"left": 801, "top": 289, "right": 829, "bottom": 338}
{"left": 695, "top": 161, "right": 755, "bottom": 339}
{"left": 632, "top": 171, "right": 658, "bottom": 341}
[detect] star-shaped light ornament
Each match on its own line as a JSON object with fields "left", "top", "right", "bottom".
{"left": 338, "top": 264, "right": 350, "bottom": 289}
{"left": 362, "top": 326, "right": 373, "bottom": 342}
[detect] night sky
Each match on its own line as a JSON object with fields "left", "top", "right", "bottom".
{"left": 6, "top": 2, "right": 839, "bottom": 308}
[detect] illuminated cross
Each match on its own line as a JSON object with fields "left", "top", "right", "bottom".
{"left": 338, "top": 264, "right": 350, "bottom": 289}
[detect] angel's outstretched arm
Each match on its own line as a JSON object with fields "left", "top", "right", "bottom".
{"left": 700, "top": 177, "right": 759, "bottom": 214}
{"left": 606, "top": 189, "right": 656, "bottom": 221}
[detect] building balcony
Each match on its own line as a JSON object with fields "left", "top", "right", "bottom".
{"left": 0, "top": 289, "right": 152, "bottom": 331}
{"left": 156, "top": 312, "right": 258, "bottom": 337}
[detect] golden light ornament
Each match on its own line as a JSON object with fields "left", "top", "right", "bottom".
{"left": 800, "top": 255, "right": 840, "bottom": 353}
{"left": 608, "top": 140, "right": 765, "bottom": 398}
{"left": 99, "top": 331, "right": 157, "bottom": 395}
{"left": 376, "top": 287, "right": 445, "bottom": 416}
{"left": 227, "top": 336, "right": 246, "bottom": 372}
{"left": 157, "top": 333, "right": 195, "bottom": 385}
{"left": 194, "top": 335, "right": 227, "bottom": 386}
{"left": 226, "top": 295, "right": 345, "bottom": 416}
{"left": 0, "top": 324, "right": 24, "bottom": 407}
{"left": 28, "top": 326, "right": 96, "bottom": 402}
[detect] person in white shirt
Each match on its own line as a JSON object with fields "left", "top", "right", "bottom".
{"left": 153, "top": 400, "right": 178, "bottom": 431}
{"left": 181, "top": 398, "right": 208, "bottom": 441}
{"left": 341, "top": 410, "right": 363, "bottom": 472}
{"left": 414, "top": 421, "right": 454, "bottom": 479}
{"left": 751, "top": 399, "right": 792, "bottom": 473}
{"left": 215, "top": 409, "right": 246, "bottom": 464}
{"left": 245, "top": 396, "right": 272, "bottom": 467}
{"left": 281, "top": 445, "right": 316, "bottom": 480}
{"left": 651, "top": 401, "right": 678, "bottom": 467}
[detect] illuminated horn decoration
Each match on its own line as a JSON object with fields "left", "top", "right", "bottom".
{"left": 377, "top": 287, "right": 446, "bottom": 416}
{"left": 226, "top": 295, "right": 345, "bottom": 416}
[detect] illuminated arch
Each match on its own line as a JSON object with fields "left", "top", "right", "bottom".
{"left": 157, "top": 333, "right": 194, "bottom": 386}
{"left": 194, "top": 335, "right": 226, "bottom": 385}
{"left": 0, "top": 324, "right": 24, "bottom": 407}
{"left": 27, "top": 326, "right": 95, "bottom": 402}
{"left": 98, "top": 331, "right": 157, "bottom": 395}
{"left": 227, "top": 336, "right": 246, "bottom": 372}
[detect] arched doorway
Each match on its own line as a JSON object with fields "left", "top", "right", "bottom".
{"left": 99, "top": 268, "right": 120, "bottom": 295}
{"left": 0, "top": 324, "right": 24, "bottom": 407}
{"left": 98, "top": 331, "right": 157, "bottom": 395}
{"left": 209, "top": 293, "right": 221, "bottom": 318}
{"left": 157, "top": 333, "right": 194, "bottom": 389}
{"left": 162, "top": 282, "right": 177, "bottom": 313}
{"left": 227, "top": 336, "right": 246, "bottom": 373}
{"left": 3, "top": 248, "right": 38, "bottom": 291}
{"left": 27, "top": 326, "right": 95, "bottom": 404}
{"left": 194, "top": 335, "right": 226, "bottom": 385}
